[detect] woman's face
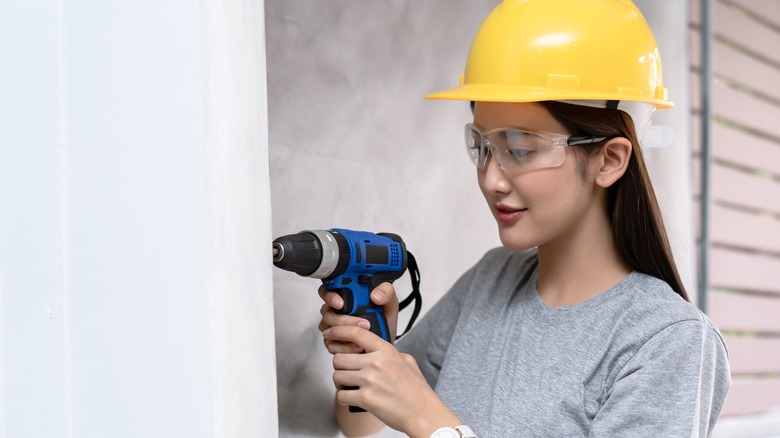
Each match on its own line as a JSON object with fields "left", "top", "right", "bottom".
{"left": 473, "top": 101, "right": 600, "bottom": 251}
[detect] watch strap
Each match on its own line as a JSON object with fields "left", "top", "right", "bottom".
{"left": 454, "top": 425, "right": 477, "bottom": 437}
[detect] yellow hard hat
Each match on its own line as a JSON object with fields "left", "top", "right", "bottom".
{"left": 426, "top": 0, "right": 673, "bottom": 109}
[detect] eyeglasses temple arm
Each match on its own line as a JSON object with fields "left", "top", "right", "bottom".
{"left": 567, "top": 136, "right": 608, "bottom": 146}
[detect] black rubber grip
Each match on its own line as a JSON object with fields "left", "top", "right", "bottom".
{"left": 334, "top": 288, "right": 354, "bottom": 315}
{"left": 358, "top": 307, "right": 390, "bottom": 343}
{"left": 347, "top": 396, "right": 366, "bottom": 413}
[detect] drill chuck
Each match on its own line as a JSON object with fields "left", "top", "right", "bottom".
{"left": 272, "top": 230, "right": 346, "bottom": 278}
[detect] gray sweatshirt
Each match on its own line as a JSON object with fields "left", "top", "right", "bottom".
{"left": 398, "top": 247, "right": 731, "bottom": 437}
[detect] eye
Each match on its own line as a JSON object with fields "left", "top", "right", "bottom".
{"left": 504, "top": 130, "right": 543, "bottom": 162}
{"left": 507, "top": 147, "right": 536, "bottom": 161}
{"left": 505, "top": 130, "right": 543, "bottom": 147}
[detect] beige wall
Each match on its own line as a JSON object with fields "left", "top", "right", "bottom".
{"left": 267, "top": 1, "right": 692, "bottom": 436}
{"left": 267, "top": 1, "right": 500, "bottom": 436}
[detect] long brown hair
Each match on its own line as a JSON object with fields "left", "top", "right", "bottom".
{"left": 539, "top": 101, "right": 689, "bottom": 301}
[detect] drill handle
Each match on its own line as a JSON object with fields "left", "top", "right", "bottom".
{"left": 345, "top": 298, "right": 391, "bottom": 343}
{"left": 329, "top": 275, "right": 395, "bottom": 413}
{"left": 329, "top": 273, "right": 399, "bottom": 343}
{"left": 332, "top": 288, "right": 391, "bottom": 343}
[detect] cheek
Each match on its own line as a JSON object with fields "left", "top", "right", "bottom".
{"left": 520, "top": 166, "right": 591, "bottom": 217}
{"left": 513, "top": 170, "right": 562, "bottom": 202}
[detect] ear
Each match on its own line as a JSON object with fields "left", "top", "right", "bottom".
{"left": 593, "top": 137, "right": 632, "bottom": 188}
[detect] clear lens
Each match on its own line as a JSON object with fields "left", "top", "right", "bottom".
{"left": 464, "top": 126, "right": 482, "bottom": 166}
{"left": 500, "top": 130, "right": 545, "bottom": 167}
{"left": 465, "top": 124, "right": 569, "bottom": 174}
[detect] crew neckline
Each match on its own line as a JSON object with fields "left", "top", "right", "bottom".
{"left": 525, "top": 268, "right": 640, "bottom": 324}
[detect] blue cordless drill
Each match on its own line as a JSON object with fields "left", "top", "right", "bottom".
{"left": 272, "top": 228, "right": 409, "bottom": 343}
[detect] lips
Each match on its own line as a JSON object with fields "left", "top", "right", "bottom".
{"left": 495, "top": 204, "right": 527, "bottom": 223}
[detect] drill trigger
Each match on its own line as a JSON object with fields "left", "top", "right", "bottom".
{"left": 334, "top": 288, "right": 355, "bottom": 315}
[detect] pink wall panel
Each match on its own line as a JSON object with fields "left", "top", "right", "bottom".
{"left": 710, "top": 291, "right": 780, "bottom": 334}
{"left": 691, "top": 0, "right": 780, "bottom": 420}
{"left": 722, "top": 379, "right": 780, "bottom": 416}
{"left": 725, "top": 337, "right": 780, "bottom": 374}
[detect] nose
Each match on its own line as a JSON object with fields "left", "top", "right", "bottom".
{"left": 479, "top": 151, "right": 511, "bottom": 193}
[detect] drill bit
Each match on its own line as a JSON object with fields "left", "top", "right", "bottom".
{"left": 272, "top": 242, "right": 284, "bottom": 262}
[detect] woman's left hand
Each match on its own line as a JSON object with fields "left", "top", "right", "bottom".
{"left": 324, "top": 325, "right": 460, "bottom": 436}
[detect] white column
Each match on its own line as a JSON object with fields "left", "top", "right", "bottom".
{"left": 635, "top": 0, "right": 697, "bottom": 303}
{"left": 203, "top": 0, "right": 278, "bottom": 436}
{"left": 0, "top": 0, "right": 277, "bottom": 436}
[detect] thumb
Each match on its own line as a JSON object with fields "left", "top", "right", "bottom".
{"left": 370, "top": 282, "right": 397, "bottom": 306}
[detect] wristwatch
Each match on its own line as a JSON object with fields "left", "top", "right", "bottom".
{"left": 430, "top": 425, "right": 477, "bottom": 438}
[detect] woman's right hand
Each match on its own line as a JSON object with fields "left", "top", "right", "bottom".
{"left": 318, "top": 282, "right": 400, "bottom": 354}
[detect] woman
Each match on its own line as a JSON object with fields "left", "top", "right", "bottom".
{"left": 319, "top": 1, "right": 731, "bottom": 436}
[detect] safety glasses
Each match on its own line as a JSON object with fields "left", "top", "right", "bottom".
{"left": 465, "top": 123, "right": 607, "bottom": 175}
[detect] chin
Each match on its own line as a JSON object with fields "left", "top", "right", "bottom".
{"left": 497, "top": 228, "right": 538, "bottom": 252}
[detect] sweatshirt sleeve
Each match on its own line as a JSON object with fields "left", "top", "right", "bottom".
{"left": 589, "top": 319, "right": 731, "bottom": 438}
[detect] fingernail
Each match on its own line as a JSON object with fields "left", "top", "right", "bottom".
{"left": 371, "top": 290, "right": 385, "bottom": 303}
{"left": 333, "top": 296, "right": 344, "bottom": 309}
{"left": 322, "top": 328, "right": 330, "bottom": 338}
{"left": 357, "top": 320, "right": 370, "bottom": 330}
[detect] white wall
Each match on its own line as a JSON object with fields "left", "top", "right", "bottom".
{"left": 0, "top": 1, "right": 277, "bottom": 436}
{"left": 267, "top": 1, "right": 692, "bottom": 437}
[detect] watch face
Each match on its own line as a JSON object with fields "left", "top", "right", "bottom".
{"left": 432, "top": 428, "right": 460, "bottom": 438}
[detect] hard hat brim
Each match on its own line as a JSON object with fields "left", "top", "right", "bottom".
{"left": 425, "top": 84, "right": 674, "bottom": 110}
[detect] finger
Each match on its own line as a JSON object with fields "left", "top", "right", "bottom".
{"left": 324, "top": 325, "right": 388, "bottom": 353}
{"left": 318, "top": 286, "right": 345, "bottom": 310}
{"left": 333, "top": 369, "right": 363, "bottom": 390}
{"left": 324, "top": 340, "right": 364, "bottom": 355}
{"left": 369, "top": 282, "right": 397, "bottom": 306}
{"left": 317, "top": 285, "right": 328, "bottom": 300}
{"left": 335, "top": 386, "right": 363, "bottom": 408}
{"left": 333, "top": 352, "right": 364, "bottom": 371}
{"left": 319, "top": 304, "right": 370, "bottom": 330}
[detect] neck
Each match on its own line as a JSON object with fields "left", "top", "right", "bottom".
{"left": 536, "top": 204, "right": 631, "bottom": 308}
